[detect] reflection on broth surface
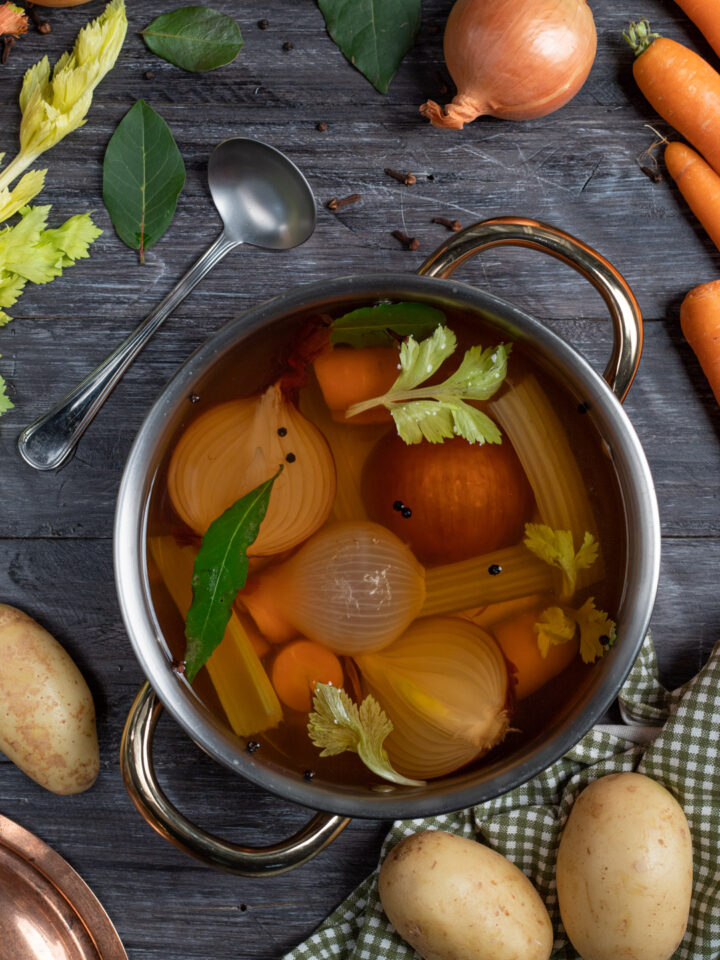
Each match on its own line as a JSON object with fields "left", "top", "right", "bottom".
{"left": 146, "top": 302, "right": 626, "bottom": 791}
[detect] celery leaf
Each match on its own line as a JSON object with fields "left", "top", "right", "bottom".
{"left": 0, "top": 372, "right": 13, "bottom": 415}
{"left": 534, "top": 598, "right": 616, "bottom": 664}
{"left": 308, "top": 683, "right": 424, "bottom": 786}
{"left": 524, "top": 522, "right": 599, "bottom": 601}
{"left": 535, "top": 606, "right": 576, "bottom": 659}
{"left": 345, "top": 325, "right": 509, "bottom": 445}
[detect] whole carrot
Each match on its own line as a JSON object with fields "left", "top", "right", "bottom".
{"left": 666, "top": 141, "right": 720, "bottom": 252}
{"left": 680, "top": 279, "right": 720, "bottom": 404}
{"left": 625, "top": 20, "right": 720, "bottom": 176}
{"left": 673, "top": 0, "right": 720, "bottom": 61}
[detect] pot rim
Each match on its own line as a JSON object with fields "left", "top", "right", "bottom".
{"left": 114, "top": 271, "right": 660, "bottom": 820}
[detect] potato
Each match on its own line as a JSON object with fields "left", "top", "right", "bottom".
{"left": 379, "top": 830, "right": 553, "bottom": 960}
{"left": 556, "top": 772, "right": 692, "bottom": 960}
{"left": 0, "top": 604, "right": 99, "bottom": 795}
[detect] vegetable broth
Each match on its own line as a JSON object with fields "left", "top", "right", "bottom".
{"left": 145, "top": 302, "right": 627, "bottom": 790}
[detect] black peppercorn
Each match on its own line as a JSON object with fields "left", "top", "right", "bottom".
{"left": 577, "top": 401, "right": 590, "bottom": 414}
{"left": 285, "top": 452, "right": 296, "bottom": 463}
{"left": 282, "top": 40, "right": 294, "bottom": 51}
{"left": 258, "top": 18, "right": 269, "bottom": 29}
{"left": 246, "top": 740, "right": 260, "bottom": 753}
{"left": 304, "top": 769, "right": 315, "bottom": 781}
{"left": 189, "top": 392, "right": 200, "bottom": 403}
{"left": 393, "top": 500, "right": 404, "bottom": 511}
{"left": 401, "top": 506, "right": 412, "bottom": 518}
{"left": 488, "top": 564, "right": 502, "bottom": 576}
{"left": 277, "top": 426, "right": 287, "bottom": 436}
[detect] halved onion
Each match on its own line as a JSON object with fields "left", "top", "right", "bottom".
{"left": 167, "top": 383, "right": 336, "bottom": 556}
{"left": 242, "top": 521, "right": 426, "bottom": 654}
{"left": 357, "top": 616, "right": 510, "bottom": 780}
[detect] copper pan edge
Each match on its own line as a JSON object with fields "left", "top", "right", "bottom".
{"left": 0, "top": 813, "right": 127, "bottom": 960}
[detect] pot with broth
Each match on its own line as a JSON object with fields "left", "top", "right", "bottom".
{"left": 147, "top": 305, "right": 625, "bottom": 787}
{"left": 116, "top": 219, "right": 659, "bottom": 873}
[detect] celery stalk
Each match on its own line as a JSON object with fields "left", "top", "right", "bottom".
{"left": 488, "top": 375, "right": 602, "bottom": 591}
{"left": 422, "top": 543, "right": 556, "bottom": 617}
{"left": 148, "top": 536, "right": 282, "bottom": 737}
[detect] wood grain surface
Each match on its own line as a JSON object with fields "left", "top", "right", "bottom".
{"left": 1, "top": 1, "right": 719, "bottom": 957}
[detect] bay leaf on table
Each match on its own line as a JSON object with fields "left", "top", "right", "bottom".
{"left": 318, "top": 0, "right": 421, "bottom": 94}
{"left": 142, "top": 6, "right": 243, "bottom": 73}
{"left": 102, "top": 99, "right": 186, "bottom": 264}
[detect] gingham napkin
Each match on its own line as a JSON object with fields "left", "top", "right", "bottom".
{"left": 285, "top": 635, "right": 720, "bottom": 960}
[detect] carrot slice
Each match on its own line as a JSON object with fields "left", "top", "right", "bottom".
{"left": 666, "top": 141, "right": 720, "bottom": 252}
{"left": 492, "top": 607, "right": 578, "bottom": 700}
{"left": 271, "top": 640, "right": 344, "bottom": 712}
{"left": 313, "top": 345, "right": 399, "bottom": 424}
{"left": 680, "top": 280, "right": 720, "bottom": 404}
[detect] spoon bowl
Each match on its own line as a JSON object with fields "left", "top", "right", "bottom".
{"left": 209, "top": 138, "right": 316, "bottom": 248}
{"left": 18, "top": 137, "right": 317, "bottom": 472}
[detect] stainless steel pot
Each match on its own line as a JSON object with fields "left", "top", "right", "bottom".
{"left": 115, "top": 218, "right": 660, "bottom": 876}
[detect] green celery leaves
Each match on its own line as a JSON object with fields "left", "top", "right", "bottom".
{"left": 103, "top": 100, "right": 186, "bottom": 264}
{"left": 142, "top": 6, "right": 243, "bottom": 73}
{"left": 318, "top": 0, "right": 421, "bottom": 94}
{"left": 184, "top": 467, "right": 281, "bottom": 681}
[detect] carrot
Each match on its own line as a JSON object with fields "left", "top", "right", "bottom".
{"left": 680, "top": 279, "right": 720, "bottom": 404}
{"left": 673, "top": 0, "right": 720, "bottom": 61}
{"left": 313, "top": 345, "right": 399, "bottom": 424}
{"left": 625, "top": 20, "right": 720, "bottom": 176}
{"left": 492, "top": 607, "right": 578, "bottom": 700}
{"left": 271, "top": 639, "right": 344, "bottom": 712}
{"left": 665, "top": 141, "right": 720, "bottom": 253}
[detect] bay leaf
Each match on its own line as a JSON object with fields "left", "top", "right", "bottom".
{"left": 142, "top": 6, "right": 243, "bottom": 73}
{"left": 184, "top": 467, "right": 281, "bottom": 681}
{"left": 318, "top": 0, "right": 421, "bottom": 94}
{"left": 330, "top": 302, "right": 445, "bottom": 347}
{"left": 103, "top": 100, "right": 185, "bottom": 264}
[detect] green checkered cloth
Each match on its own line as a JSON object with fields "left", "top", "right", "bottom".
{"left": 285, "top": 635, "right": 720, "bottom": 960}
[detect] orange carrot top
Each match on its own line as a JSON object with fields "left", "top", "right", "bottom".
{"left": 625, "top": 20, "right": 720, "bottom": 177}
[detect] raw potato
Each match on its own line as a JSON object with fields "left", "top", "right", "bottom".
{"left": 556, "top": 772, "right": 693, "bottom": 960}
{"left": 0, "top": 604, "right": 99, "bottom": 795}
{"left": 379, "top": 830, "right": 553, "bottom": 960}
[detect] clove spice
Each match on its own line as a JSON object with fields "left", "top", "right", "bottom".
{"left": 385, "top": 167, "right": 417, "bottom": 186}
{"left": 1, "top": 35, "right": 14, "bottom": 64}
{"left": 432, "top": 216, "right": 462, "bottom": 232}
{"left": 327, "top": 193, "right": 361, "bottom": 211}
{"left": 391, "top": 230, "right": 419, "bottom": 251}
{"left": 26, "top": 3, "right": 51, "bottom": 34}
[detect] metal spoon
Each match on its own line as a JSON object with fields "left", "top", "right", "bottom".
{"left": 17, "top": 138, "right": 317, "bottom": 471}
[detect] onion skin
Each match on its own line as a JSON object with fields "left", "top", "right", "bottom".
{"left": 421, "top": 0, "right": 597, "bottom": 129}
{"left": 242, "top": 521, "right": 426, "bottom": 654}
{"left": 358, "top": 616, "right": 510, "bottom": 779}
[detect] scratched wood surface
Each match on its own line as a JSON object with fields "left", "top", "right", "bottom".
{"left": 0, "top": 1, "right": 719, "bottom": 957}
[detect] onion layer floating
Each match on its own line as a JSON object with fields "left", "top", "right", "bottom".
{"left": 242, "top": 521, "right": 426, "bottom": 654}
{"left": 358, "top": 616, "right": 511, "bottom": 780}
{"left": 168, "top": 383, "right": 336, "bottom": 556}
{"left": 420, "top": 0, "right": 597, "bottom": 129}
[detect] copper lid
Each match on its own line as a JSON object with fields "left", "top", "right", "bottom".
{"left": 0, "top": 814, "right": 127, "bottom": 960}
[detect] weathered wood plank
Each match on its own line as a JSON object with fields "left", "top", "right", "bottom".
{"left": 1, "top": 0, "right": 719, "bottom": 957}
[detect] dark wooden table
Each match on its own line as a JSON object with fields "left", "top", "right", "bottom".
{"left": 1, "top": 1, "right": 718, "bottom": 957}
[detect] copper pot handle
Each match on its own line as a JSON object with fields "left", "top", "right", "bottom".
{"left": 417, "top": 217, "right": 643, "bottom": 402}
{"left": 120, "top": 683, "right": 350, "bottom": 876}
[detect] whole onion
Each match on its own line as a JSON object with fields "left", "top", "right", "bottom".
{"left": 421, "top": 0, "right": 597, "bottom": 129}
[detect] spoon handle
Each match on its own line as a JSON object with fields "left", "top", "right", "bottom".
{"left": 18, "top": 230, "right": 240, "bottom": 471}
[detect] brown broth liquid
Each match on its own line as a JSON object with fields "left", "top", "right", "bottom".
{"left": 146, "top": 305, "right": 627, "bottom": 790}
